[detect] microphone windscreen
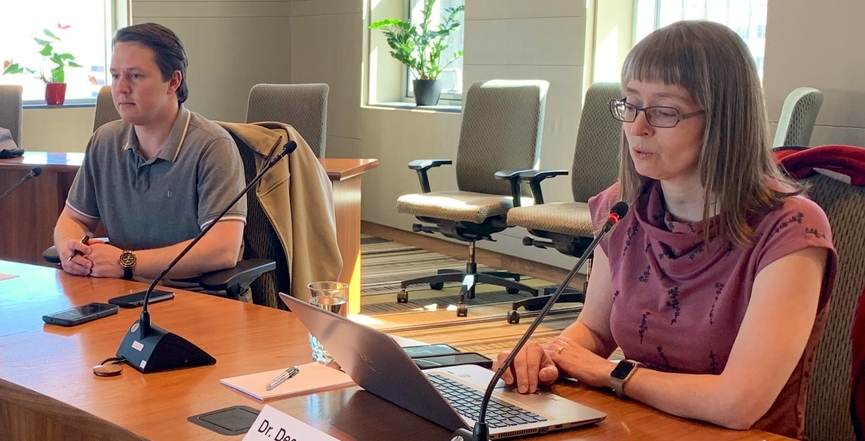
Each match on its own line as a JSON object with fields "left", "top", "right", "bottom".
{"left": 610, "top": 201, "right": 629, "bottom": 219}
{"left": 31, "top": 167, "right": 42, "bottom": 177}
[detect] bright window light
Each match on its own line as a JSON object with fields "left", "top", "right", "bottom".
{"left": 0, "top": 0, "right": 123, "bottom": 104}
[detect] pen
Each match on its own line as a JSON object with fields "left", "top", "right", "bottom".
{"left": 265, "top": 366, "right": 300, "bottom": 391}
{"left": 68, "top": 234, "right": 92, "bottom": 261}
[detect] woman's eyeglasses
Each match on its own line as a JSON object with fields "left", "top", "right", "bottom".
{"left": 609, "top": 99, "right": 705, "bottom": 128}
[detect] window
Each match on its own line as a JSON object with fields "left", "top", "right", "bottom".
{"left": 405, "top": 0, "right": 465, "bottom": 102}
{"left": 633, "top": 0, "right": 768, "bottom": 78}
{"left": 0, "top": 0, "right": 125, "bottom": 104}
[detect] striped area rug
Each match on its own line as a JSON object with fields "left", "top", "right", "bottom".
{"left": 356, "top": 235, "right": 618, "bottom": 362}
{"left": 360, "top": 235, "right": 554, "bottom": 314}
{"left": 360, "top": 236, "right": 500, "bottom": 296}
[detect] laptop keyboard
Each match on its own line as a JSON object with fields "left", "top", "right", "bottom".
{"left": 428, "top": 374, "right": 548, "bottom": 429}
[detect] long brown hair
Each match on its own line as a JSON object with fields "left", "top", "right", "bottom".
{"left": 618, "top": 20, "right": 797, "bottom": 248}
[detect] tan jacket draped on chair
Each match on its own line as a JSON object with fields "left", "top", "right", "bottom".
{"left": 217, "top": 121, "right": 343, "bottom": 304}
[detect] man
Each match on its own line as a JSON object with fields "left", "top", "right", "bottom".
{"left": 54, "top": 22, "right": 246, "bottom": 280}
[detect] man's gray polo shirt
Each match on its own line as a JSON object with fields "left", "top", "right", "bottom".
{"left": 67, "top": 106, "right": 247, "bottom": 252}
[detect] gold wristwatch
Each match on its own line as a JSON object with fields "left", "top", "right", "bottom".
{"left": 119, "top": 250, "right": 136, "bottom": 280}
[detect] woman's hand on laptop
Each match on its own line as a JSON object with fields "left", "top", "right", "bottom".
{"left": 545, "top": 337, "right": 616, "bottom": 389}
{"left": 495, "top": 342, "right": 559, "bottom": 394}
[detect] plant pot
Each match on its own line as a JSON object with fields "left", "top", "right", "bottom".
{"left": 45, "top": 83, "right": 67, "bottom": 105}
{"left": 413, "top": 79, "right": 442, "bottom": 106}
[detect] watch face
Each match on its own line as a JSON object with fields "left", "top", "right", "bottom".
{"left": 611, "top": 360, "right": 636, "bottom": 380}
{"left": 119, "top": 251, "right": 136, "bottom": 267}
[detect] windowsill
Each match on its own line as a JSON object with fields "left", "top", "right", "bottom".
{"left": 365, "top": 101, "right": 461, "bottom": 113}
{"left": 23, "top": 102, "right": 95, "bottom": 109}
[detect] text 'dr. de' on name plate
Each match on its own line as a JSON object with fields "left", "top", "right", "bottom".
{"left": 243, "top": 405, "right": 340, "bottom": 441}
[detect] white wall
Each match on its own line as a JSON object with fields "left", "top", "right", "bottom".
{"left": 289, "top": 0, "right": 364, "bottom": 158}
{"left": 764, "top": 0, "right": 865, "bottom": 147}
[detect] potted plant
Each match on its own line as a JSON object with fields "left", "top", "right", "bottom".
{"left": 369, "top": 0, "right": 465, "bottom": 106}
{"left": 2, "top": 25, "right": 85, "bottom": 105}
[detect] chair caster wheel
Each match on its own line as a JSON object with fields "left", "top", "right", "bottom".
{"left": 506, "top": 287, "right": 519, "bottom": 294}
{"left": 457, "top": 304, "right": 468, "bottom": 317}
{"left": 507, "top": 310, "right": 520, "bottom": 324}
{"left": 397, "top": 290, "right": 409, "bottom": 303}
{"left": 430, "top": 282, "right": 444, "bottom": 290}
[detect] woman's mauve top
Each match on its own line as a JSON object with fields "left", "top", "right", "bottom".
{"left": 588, "top": 181, "right": 837, "bottom": 438}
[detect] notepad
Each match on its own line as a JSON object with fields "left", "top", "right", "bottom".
{"left": 221, "top": 362, "right": 356, "bottom": 401}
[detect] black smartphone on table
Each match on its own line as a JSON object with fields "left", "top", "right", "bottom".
{"left": 42, "top": 302, "right": 119, "bottom": 327}
{"left": 108, "top": 290, "right": 175, "bottom": 308}
{"left": 413, "top": 352, "right": 494, "bottom": 369}
{"left": 403, "top": 343, "right": 460, "bottom": 359}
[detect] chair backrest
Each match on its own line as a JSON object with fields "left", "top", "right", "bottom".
{"left": 93, "top": 85, "right": 121, "bottom": 132}
{"left": 802, "top": 172, "right": 865, "bottom": 441}
{"left": 456, "top": 79, "right": 548, "bottom": 195}
{"left": 246, "top": 83, "right": 329, "bottom": 157}
{"left": 850, "top": 285, "right": 865, "bottom": 440}
{"left": 773, "top": 87, "right": 823, "bottom": 147}
{"left": 0, "top": 85, "right": 23, "bottom": 147}
{"left": 233, "top": 134, "right": 290, "bottom": 308}
{"left": 571, "top": 82, "right": 623, "bottom": 203}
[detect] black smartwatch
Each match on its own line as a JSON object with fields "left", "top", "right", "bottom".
{"left": 610, "top": 359, "right": 643, "bottom": 397}
{"left": 119, "top": 250, "right": 136, "bottom": 280}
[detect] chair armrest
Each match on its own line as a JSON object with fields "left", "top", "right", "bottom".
{"left": 408, "top": 159, "right": 453, "bottom": 193}
{"left": 43, "top": 246, "right": 60, "bottom": 264}
{"left": 494, "top": 169, "right": 536, "bottom": 207}
{"left": 517, "top": 169, "right": 569, "bottom": 205}
{"left": 189, "top": 258, "right": 276, "bottom": 298}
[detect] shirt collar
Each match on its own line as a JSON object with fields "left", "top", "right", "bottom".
{"left": 123, "top": 105, "right": 191, "bottom": 163}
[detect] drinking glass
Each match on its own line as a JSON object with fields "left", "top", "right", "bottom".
{"left": 307, "top": 281, "right": 348, "bottom": 364}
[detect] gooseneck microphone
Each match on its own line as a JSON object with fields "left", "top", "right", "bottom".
{"left": 116, "top": 140, "right": 297, "bottom": 373}
{"left": 0, "top": 167, "right": 42, "bottom": 203}
{"left": 451, "top": 201, "right": 629, "bottom": 441}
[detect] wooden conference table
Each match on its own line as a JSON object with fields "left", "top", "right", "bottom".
{"left": 0, "top": 152, "right": 378, "bottom": 315}
{"left": 0, "top": 261, "right": 790, "bottom": 441}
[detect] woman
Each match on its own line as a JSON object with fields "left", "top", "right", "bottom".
{"left": 497, "top": 21, "right": 836, "bottom": 438}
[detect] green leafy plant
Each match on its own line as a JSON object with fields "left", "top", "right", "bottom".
{"left": 2, "top": 25, "right": 84, "bottom": 84}
{"left": 369, "top": 0, "right": 465, "bottom": 80}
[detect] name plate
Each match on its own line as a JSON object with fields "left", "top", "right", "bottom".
{"left": 243, "top": 405, "right": 339, "bottom": 441}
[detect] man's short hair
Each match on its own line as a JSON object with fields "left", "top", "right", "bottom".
{"left": 113, "top": 22, "right": 189, "bottom": 104}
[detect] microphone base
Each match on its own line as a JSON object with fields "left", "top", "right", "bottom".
{"left": 116, "top": 320, "right": 216, "bottom": 373}
{"left": 448, "top": 425, "right": 488, "bottom": 441}
{"left": 449, "top": 428, "right": 473, "bottom": 441}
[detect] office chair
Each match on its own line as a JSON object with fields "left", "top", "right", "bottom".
{"left": 40, "top": 121, "right": 300, "bottom": 304}
{"left": 246, "top": 83, "right": 329, "bottom": 157}
{"left": 504, "top": 82, "right": 622, "bottom": 323}
{"left": 773, "top": 87, "right": 823, "bottom": 147}
{"left": 851, "top": 285, "right": 865, "bottom": 441}
{"left": 0, "top": 85, "right": 23, "bottom": 146}
{"left": 93, "top": 85, "right": 121, "bottom": 132}
{"left": 395, "top": 79, "right": 548, "bottom": 317}
{"left": 800, "top": 173, "right": 865, "bottom": 441}
{"left": 773, "top": 144, "right": 865, "bottom": 441}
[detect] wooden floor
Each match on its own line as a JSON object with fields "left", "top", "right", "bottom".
{"left": 361, "top": 221, "right": 582, "bottom": 290}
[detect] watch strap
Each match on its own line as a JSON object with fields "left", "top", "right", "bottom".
{"left": 611, "top": 360, "right": 643, "bottom": 397}
{"left": 119, "top": 250, "right": 136, "bottom": 280}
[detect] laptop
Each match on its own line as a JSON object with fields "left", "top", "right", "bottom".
{"left": 279, "top": 293, "right": 605, "bottom": 439}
